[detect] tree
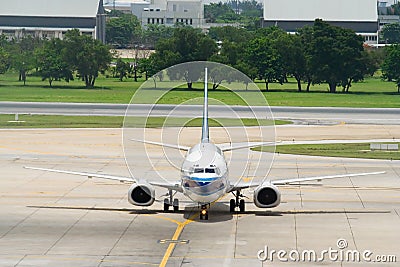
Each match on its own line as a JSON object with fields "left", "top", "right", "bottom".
{"left": 115, "top": 58, "right": 131, "bottom": 81}
{"left": 204, "top": 2, "right": 237, "bottom": 23}
{"left": 381, "top": 23, "right": 400, "bottom": 44}
{"left": 0, "top": 46, "right": 9, "bottom": 74}
{"left": 8, "top": 35, "right": 40, "bottom": 85}
{"left": 208, "top": 26, "right": 251, "bottom": 69}
{"left": 245, "top": 35, "right": 284, "bottom": 91}
{"left": 35, "top": 39, "right": 73, "bottom": 87}
{"left": 382, "top": 44, "right": 400, "bottom": 93}
{"left": 106, "top": 14, "right": 141, "bottom": 47}
{"left": 274, "top": 33, "right": 307, "bottom": 91}
{"left": 309, "top": 19, "right": 365, "bottom": 93}
{"left": 63, "top": 29, "right": 112, "bottom": 88}
{"left": 208, "top": 26, "right": 252, "bottom": 44}
{"left": 149, "top": 26, "right": 217, "bottom": 88}
{"left": 298, "top": 26, "right": 314, "bottom": 91}
{"left": 142, "top": 24, "right": 174, "bottom": 49}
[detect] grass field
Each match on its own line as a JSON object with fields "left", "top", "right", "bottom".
{"left": 1, "top": 72, "right": 399, "bottom": 107}
{"left": 252, "top": 143, "right": 400, "bottom": 160}
{"left": 0, "top": 114, "right": 289, "bottom": 128}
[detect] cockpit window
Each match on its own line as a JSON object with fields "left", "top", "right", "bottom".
{"left": 205, "top": 168, "right": 216, "bottom": 173}
{"left": 194, "top": 168, "right": 204, "bottom": 173}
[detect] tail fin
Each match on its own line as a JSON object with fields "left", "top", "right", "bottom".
{"left": 201, "top": 68, "right": 209, "bottom": 143}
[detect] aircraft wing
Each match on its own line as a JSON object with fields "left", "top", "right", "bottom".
{"left": 228, "top": 171, "right": 385, "bottom": 192}
{"left": 24, "top": 166, "right": 135, "bottom": 183}
{"left": 149, "top": 181, "right": 184, "bottom": 193}
{"left": 131, "top": 139, "right": 190, "bottom": 151}
{"left": 219, "top": 141, "right": 277, "bottom": 152}
{"left": 228, "top": 182, "right": 259, "bottom": 192}
{"left": 24, "top": 166, "right": 184, "bottom": 192}
{"left": 271, "top": 171, "right": 386, "bottom": 185}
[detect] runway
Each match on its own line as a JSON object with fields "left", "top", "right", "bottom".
{"left": 0, "top": 125, "right": 399, "bottom": 266}
{"left": 1, "top": 101, "right": 400, "bottom": 124}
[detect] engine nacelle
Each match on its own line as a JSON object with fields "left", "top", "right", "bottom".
{"left": 128, "top": 183, "right": 155, "bottom": 206}
{"left": 253, "top": 183, "right": 281, "bottom": 208}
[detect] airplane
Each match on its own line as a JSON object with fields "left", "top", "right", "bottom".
{"left": 25, "top": 68, "right": 385, "bottom": 220}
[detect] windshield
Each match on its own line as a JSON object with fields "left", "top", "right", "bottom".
{"left": 194, "top": 168, "right": 204, "bottom": 173}
{"left": 205, "top": 168, "right": 216, "bottom": 173}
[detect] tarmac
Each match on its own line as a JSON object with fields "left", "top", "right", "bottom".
{"left": 0, "top": 124, "right": 399, "bottom": 266}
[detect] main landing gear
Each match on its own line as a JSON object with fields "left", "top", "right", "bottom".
{"left": 163, "top": 189, "right": 179, "bottom": 212}
{"left": 230, "top": 190, "right": 245, "bottom": 213}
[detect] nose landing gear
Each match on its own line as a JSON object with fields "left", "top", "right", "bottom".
{"left": 200, "top": 204, "right": 209, "bottom": 220}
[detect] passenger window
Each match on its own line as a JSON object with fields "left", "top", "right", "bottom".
{"left": 194, "top": 168, "right": 204, "bottom": 173}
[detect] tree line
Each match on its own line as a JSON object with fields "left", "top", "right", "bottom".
{"left": 1, "top": 20, "right": 400, "bottom": 92}
{"left": 147, "top": 20, "right": 400, "bottom": 93}
{"left": 0, "top": 29, "right": 112, "bottom": 88}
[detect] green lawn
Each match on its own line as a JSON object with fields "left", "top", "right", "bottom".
{"left": 0, "top": 73, "right": 140, "bottom": 103}
{"left": 1, "top": 72, "right": 399, "bottom": 107}
{"left": 0, "top": 114, "right": 289, "bottom": 128}
{"left": 252, "top": 143, "right": 400, "bottom": 160}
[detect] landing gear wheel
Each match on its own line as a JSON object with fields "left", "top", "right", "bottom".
{"left": 239, "top": 199, "right": 245, "bottom": 213}
{"left": 173, "top": 198, "right": 179, "bottom": 212}
{"left": 231, "top": 190, "right": 246, "bottom": 213}
{"left": 163, "top": 198, "right": 170, "bottom": 212}
{"left": 229, "top": 199, "right": 236, "bottom": 213}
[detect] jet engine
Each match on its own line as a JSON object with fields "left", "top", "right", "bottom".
{"left": 128, "top": 183, "right": 155, "bottom": 206}
{"left": 253, "top": 183, "right": 281, "bottom": 208}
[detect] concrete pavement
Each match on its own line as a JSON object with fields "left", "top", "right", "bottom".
{"left": 0, "top": 125, "right": 399, "bottom": 266}
{"left": 1, "top": 102, "right": 399, "bottom": 124}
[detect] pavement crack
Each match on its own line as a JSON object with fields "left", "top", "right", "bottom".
{"left": 44, "top": 206, "right": 92, "bottom": 255}
{"left": 0, "top": 209, "right": 39, "bottom": 240}
{"left": 54, "top": 171, "right": 88, "bottom": 204}
{"left": 294, "top": 209, "right": 298, "bottom": 251}
{"left": 97, "top": 214, "right": 139, "bottom": 267}
{"left": 295, "top": 160, "right": 304, "bottom": 208}
{"left": 343, "top": 165, "right": 365, "bottom": 208}
{"left": 394, "top": 209, "right": 400, "bottom": 220}
{"left": 233, "top": 214, "right": 239, "bottom": 259}
{"left": 389, "top": 163, "right": 400, "bottom": 181}
{"left": 13, "top": 254, "right": 27, "bottom": 267}
{"left": 344, "top": 209, "right": 358, "bottom": 250}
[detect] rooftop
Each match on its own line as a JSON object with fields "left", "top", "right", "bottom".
{"left": 1, "top": 0, "right": 102, "bottom": 18}
{"left": 264, "top": 0, "right": 378, "bottom": 22}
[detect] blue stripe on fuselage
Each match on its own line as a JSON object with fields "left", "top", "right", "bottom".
{"left": 190, "top": 177, "right": 219, "bottom": 182}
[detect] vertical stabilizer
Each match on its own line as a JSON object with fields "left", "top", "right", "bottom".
{"left": 201, "top": 68, "right": 209, "bottom": 143}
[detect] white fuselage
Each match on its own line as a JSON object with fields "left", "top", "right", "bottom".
{"left": 181, "top": 142, "right": 229, "bottom": 204}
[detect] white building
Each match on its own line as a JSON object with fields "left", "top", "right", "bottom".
{"left": 263, "top": 0, "right": 379, "bottom": 44}
{"left": 0, "top": 0, "right": 106, "bottom": 42}
{"left": 378, "top": 0, "right": 398, "bottom": 8}
{"left": 140, "top": 0, "right": 204, "bottom": 28}
{"left": 104, "top": 0, "right": 149, "bottom": 16}
{"left": 104, "top": 0, "right": 204, "bottom": 28}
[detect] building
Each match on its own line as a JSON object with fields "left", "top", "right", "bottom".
{"left": 140, "top": 0, "right": 204, "bottom": 28}
{"left": 378, "top": 0, "right": 398, "bottom": 8}
{"left": 104, "top": 0, "right": 204, "bottom": 29}
{"left": 262, "top": 0, "right": 379, "bottom": 44}
{"left": 103, "top": 0, "right": 148, "bottom": 15}
{"left": 0, "top": 0, "right": 106, "bottom": 43}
